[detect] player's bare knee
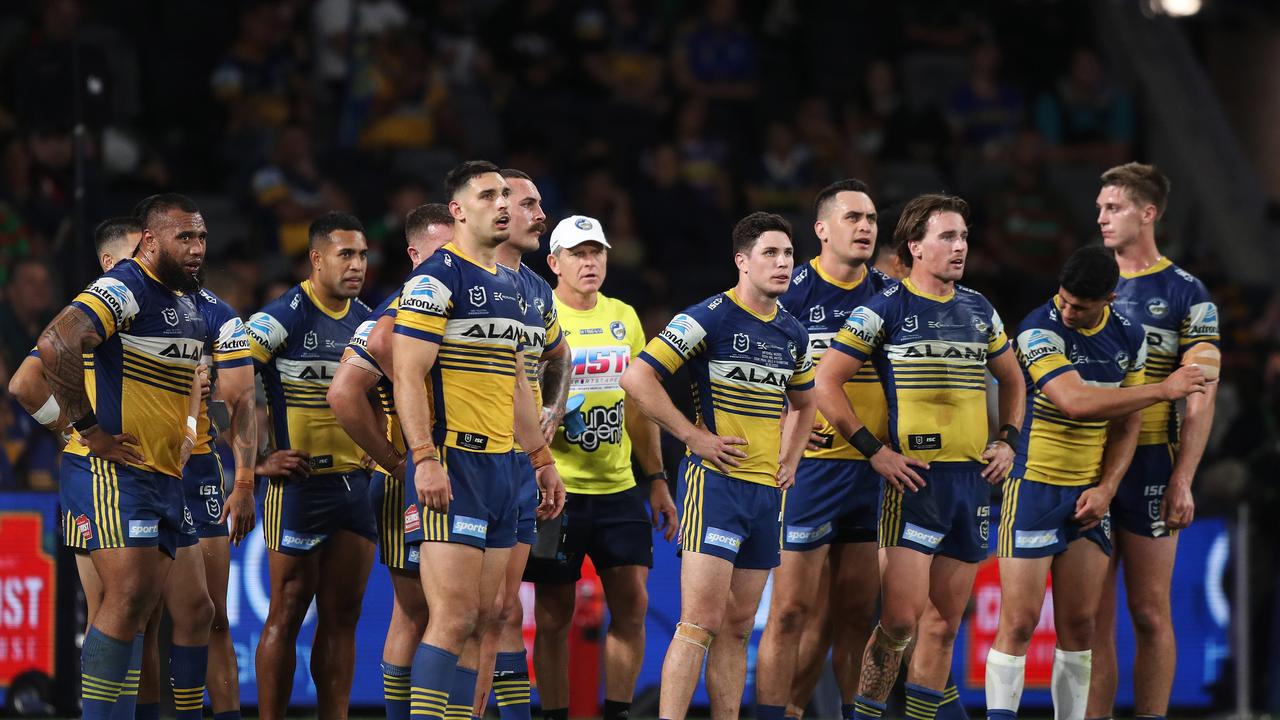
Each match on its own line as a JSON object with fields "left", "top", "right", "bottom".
{"left": 1055, "top": 614, "right": 1095, "bottom": 650}
{"left": 877, "top": 609, "right": 916, "bottom": 640}
{"left": 870, "top": 622, "right": 912, "bottom": 653}
{"left": 769, "top": 595, "right": 813, "bottom": 635}
{"left": 673, "top": 621, "right": 715, "bottom": 653}
{"left": 1128, "top": 601, "right": 1171, "bottom": 637}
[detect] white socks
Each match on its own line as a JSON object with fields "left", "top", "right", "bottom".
{"left": 1050, "top": 648, "right": 1092, "bottom": 720}
{"left": 985, "top": 648, "right": 1026, "bottom": 717}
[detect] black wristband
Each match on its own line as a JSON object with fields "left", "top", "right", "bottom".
{"left": 72, "top": 411, "right": 99, "bottom": 434}
{"left": 997, "top": 424, "right": 1021, "bottom": 453}
{"left": 849, "top": 427, "right": 884, "bottom": 458}
{"left": 647, "top": 470, "right": 668, "bottom": 484}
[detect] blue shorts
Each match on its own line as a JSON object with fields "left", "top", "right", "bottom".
{"left": 183, "top": 452, "right": 229, "bottom": 539}
{"left": 261, "top": 470, "right": 377, "bottom": 555}
{"left": 515, "top": 454, "right": 538, "bottom": 546}
{"left": 677, "top": 458, "right": 781, "bottom": 570}
{"left": 370, "top": 470, "right": 419, "bottom": 572}
{"left": 58, "top": 453, "right": 197, "bottom": 558}
{"left": 997, "top": 478, "right": 1112, "bottom": 558}
{"left": 783, "top": 458, "right": 881, "bottom": 550}
{"left": 1112, "top": 443, "right": 1176, "bottom": 538}
{"left": 523, "top": 485, "right": 653, "bottom": 583}
{"left": 879, "top": 463, "right": 992, "bottom": 563}
{"left": 403, "top": 447, "right": 519, "bottom": 550}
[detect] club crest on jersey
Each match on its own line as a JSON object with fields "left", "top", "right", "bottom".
{"left": 610, "top": 321, "right": 626, "bottom": 340}
{"left": 787, "top": 340, "right": 797, "bottom": 360}
{"left": 534, "top": 297, "right": 545, "bottom": 312}
{"left": 903, "top": 315, "right": 919, "bottom": 333}
{"left": 809, "top": 305, "right": 825, "bottom": 323}
{"left": 1115, "top": 350, "right": 1130, "bottom": 368}
{"left": 733, "top": 333, "right": 750, "bottom": 353}
{"left": 162, "top": 307, "right": 179, "bottom": 326}
{"left": 304, "top": 331, "right": 318, "bottom": 350}
{"left": 972, "top": 316, "right": 989, "bottom": 334}
{"left": 469, "top": 286, "right": 487, "bottom": 307}
{"left": 1146, "top": 297, "right": 1169, "bottom": 319}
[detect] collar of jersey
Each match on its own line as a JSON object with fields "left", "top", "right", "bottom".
{"left": 1119, "top": 255, "right": 1171, "bottom": 279}
{"left": 811, "top": 258, "right": 866, "bottom": 290}
{"left": 902, "top": 277, "right": 954, "bottom": 302}
{"left": 128, "top": 258, "right": 181, "bottom": 296}
{"left": 444, "top": 242, "right": 498, "bottom": 274}
{"left": 555, "top": 291, "right": 605, "bottom": 316}
{"left": 301, "top": 279, "right": 350, "bottom": 320}
{"left": 726, "top": 288, "right": 777, "bottom": 322}
{"left": 1053, "top": 295, "right": 1110, "bottom": 336}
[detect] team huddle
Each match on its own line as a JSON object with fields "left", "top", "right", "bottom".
{"left": 11, "top": 159, "right": 1218, "bottom": 720}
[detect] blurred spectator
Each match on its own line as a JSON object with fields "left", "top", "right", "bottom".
{"left": 0, "top": 135, "right": 40, "bottom": 284}
{"left": 947, "top": 40, "right": 1024, "bottom": 163}
{"left": 673, "top": 97, "right": 732, "bottom": 211}
{"left": 249, "top": 124, "right": 347, "bottom": 257}
{"left": 357, "top": 32, "right": 453, "bottom": 151}
{"left": 793, "top": 96, "right": 845, "bottom": 184}
{"left": 311, "top": 0, "right": 409, "bottom": 96}
{"left": 746, "top": 119, "right": 816, "bottom": 221}
{"left": 671, "top": 0, "right": 757, "bottom": 102}
{"left": 843, "top": 59, "right": 950, "bottom": 172}
{"left": 7, "top": 0, "right": 113, "bottom": 133}
{"left": 0, "top": 258, "right": 56, "bottom": 372}
{"left": 1034, "top": 46, "right": 1134, "bottom": 167}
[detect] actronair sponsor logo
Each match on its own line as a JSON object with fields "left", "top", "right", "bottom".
{"left": 1015, "top": 529, "right": 1060, "bottom": 549}
{"left": 452, "top": 516, "right": 489, "bottom": 539}
{"left": 901, "top": 522, "right": 942, "bottom": 549}
{"left": 703, "top": 526, "right": 743, "bottom": 552}
{"left": 785, "top": 522, "right": 833, "bottom": 545}
{"left": 280, "top": 531, "right": 325, "bottom": 550}
{"left": 128, "top": 520, "right": 159, "bottom": 539}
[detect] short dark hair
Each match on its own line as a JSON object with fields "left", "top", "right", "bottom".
{"left": 94, "top": 216, "right": 142, "bottom": 253}
{"left": 309, "top": 211, "right": 365, "bottom": 249}
{"left": 1060, "top": 245, "right": 1120, "bottom": 300}
{"left": 133, "top": 193, "right": 201, "bottom": 230}
{"left": 893, "top": 193, "right": 970, "bottom": 268}
{"left": 732, "top": 212, "right": 792, "bottom": 256}
{"left": 1100, "top": 162, "right": 1171, "bottom": 220}
{"left": 813, "top": 178, "right": 871, "bottom": 218}
{"left": 444, "top": 160, "right": 502, "bottom": 199}
{"left": 500, "top": 168, "right": 533, "bottom": 182}
{"left": 404, "top": 203, "right": 453, "bottom": 243}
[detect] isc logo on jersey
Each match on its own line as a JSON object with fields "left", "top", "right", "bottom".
{"left": 86, "top": 277, "right": 139, "bottom": 323}
{"left": 401, "top": 275, "right": 450, "bottom": 314}
{"left": 1017, "top": 328, "right": 1063, "bottom": 364}
{"left": 659, "top": 313, "right": 706, "bottom": 354}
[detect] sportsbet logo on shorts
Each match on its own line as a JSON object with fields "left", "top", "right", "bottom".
{"left": 704, "top": 527, "right": 743, "bottom": 552}
{"left": 452, "top": 516, "right": 488, "bottom": 539}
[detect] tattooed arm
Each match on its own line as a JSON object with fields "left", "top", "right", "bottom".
{"left": 537, "top": 338, "right": 572, "bottom": 443}
{"left": 215, "top": 364, "right": 258, "bottom": 544}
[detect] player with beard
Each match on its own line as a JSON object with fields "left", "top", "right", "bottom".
{"left": 328, "top": 203, "right": 453, "bottom": 720}
{"left": 37, "top": 194, "right": 220, "bottom": 718}
{"left": 247, "top": 212, "right": 375, "bottom": 719}
{"left": 622, "top": 212, "right": 816, "bottom": 720}
{"left": 469, "top": 169, "right": 574, "bottom": 720}
{"left": 393, "top": 161, "right": 565, "bottom": 720}
{"left": 815, "top": 194, "right": 1025, "bottom": 720}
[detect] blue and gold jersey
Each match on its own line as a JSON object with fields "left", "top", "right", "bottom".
{"left": 70, "top": 259, "right": 207, "bottom": 478}
{"left": 780, "top": 259, "right": 895, "bottom": 461}
{"left": 394, "top": 242, "right": 526, "bottom": 454}
{"left": 639, "top": 289, "right": 814, "bottom": 487}
{"left": 1011, "top": 298, "right": 1147, "bottom": 486}
{"left": 831, "top": 278, "right": 1010, "bottom": 465}
{"left": 1112, "top": 258, "right": 1219, "bottom": 445}
{"left": 193, "top": 289, "right": 252, "bottom": 455}
{"left": 247, "top": 280, "right": 372, "bottom": 473}
{"left": 506, "top": 262, "right": 564, "bottom": 402}
{"left": 343, "top": 291, "right": 406, "bottom": 466}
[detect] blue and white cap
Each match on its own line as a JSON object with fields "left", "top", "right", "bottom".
{"left": 549, "top": 215, "right": 611, "bottom": 253}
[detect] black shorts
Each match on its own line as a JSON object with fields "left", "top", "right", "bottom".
{"left": 523, "top": 485, "right": 653, "bottom": 584}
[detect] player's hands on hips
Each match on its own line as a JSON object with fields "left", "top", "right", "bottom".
{"left": 1073, "top": 486, "right": 1113, "bottom": 530}
{"left": 535, "top": 464, "right": 566, "bottom": 520}
{"left": 415, "top": 457, "right": 451, "bottom": 513}
{"left": 539, "top": 405, "right": 562, "bottom": 445}
{"left": 79, "top": 428, "right": 145, "bottom": 466}
{"left": 196, "top": 363, "right": 212, "bottom": 403}
{"left": 649, "top": 479, "right": 678, "bottom": 542}
{"left": 775, "top": 461, "right": 798, "bottom": 492}
{"left": 255, "top": 449, "right": 310, "bottom": 480}
{"left": 806, "top": 421, "right": 826, "bottom": 452}
{"left": 1161, "top": 364, "right": 1207, "bottom": 400}
{"left": 220, "top": 485, "right": 257, "bottom": 545}
{"left": 868, "top": 447, "right": 928, "bottom": 493}
{"left": 981, "top": 440, "right": 1014, "bottom": 483}
{"left": 1161, "top": 477, "right": 1195, "bottom": 530}
{"left": 687, "top": 428, "right": 747, "bottom": 475}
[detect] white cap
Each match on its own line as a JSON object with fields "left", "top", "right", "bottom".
{"left": 549, "top": 215, "right": 611, "bottom": 253}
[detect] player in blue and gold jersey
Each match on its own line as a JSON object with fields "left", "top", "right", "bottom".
{"left": 248, "top": 211, "right": 375, "bottom": 719}
{"left": 471, "top": 169, "right": 573, "bottom": 720}
{"left": 392, "top": 161, "right": 565, "bottom": 720}
{"left": 329, "top": 202, "right": 453, "bottom": 720}
{"left": 37, "top": 195, "right": 218, "bottom": 719}
{"left": 1088, "top": 163, "right": 1221, "bottom": 720}
{"left": 623, "top": 212, "right": 817, "bottom": 720}
{"left": 757, "top": 179, "right": 896, "bottom": 720}
{"left": 816, "top": 194, "right": 1026, "bottom": 720}
{"left": 985, "top": 247, "right": 1206, "bottom": 720}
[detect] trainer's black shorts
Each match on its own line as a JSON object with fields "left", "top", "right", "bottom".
{"left": 523, "top": 485, "right": 653, "bottom": 583}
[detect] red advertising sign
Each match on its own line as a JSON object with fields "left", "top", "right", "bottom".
{"left": 967, "top": 558, "right": 1056, "bottom": 688}
{"left": 0, "top": 513, "right": 56, "bottom": 686}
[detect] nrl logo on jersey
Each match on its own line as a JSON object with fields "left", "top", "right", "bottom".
{"left": 903, "top": 315, "right": 919, "bottom": 333}
{"left": 304, "top": 331, "right": 318, "bottom": 350}
{"left": 469, "top": 286, "right": 487, "bottom": 307}
{"left": 162, "top": 308, "right": 180, "bottom": 326}
{"left": 733, "top": 333, "right": 750, "bottom": 353}
{"left": 808, "top": 305, "right": 825, "bottom": 324}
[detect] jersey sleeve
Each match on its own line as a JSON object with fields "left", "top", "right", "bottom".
{"left": 536, "top": 279, "right": 564, "bottom": 354}
{"left": 245, "top": 308, "right": 290, "bottom": 363}
{"left": 1122, "top": 324, "right": 1148, "bottom": 388}
{"left": 71, "top": 268, "right": 143, "bottom": 339}
{"left": 829, "top": 297, "right": 889, "bottom": 361}
{"left": 1015, "top": 325, "right": 1073, "bottom": 389}
{"left": 987, "top": 305, "right": 1010, "bottom": 358}
{"left": 1179, "top": 279, "right": 1219, "bottom": 350}
{"left": 207, "top": 301, "right": 252, "bottom": 369}
{"left": 638, "top": 304, "right": 714, "bottom": 379}
{"left": 788, "top": 326, "right": 815, "bottom": 391}
{"left": 343, "top": 318, "right": 383, "bottom": 376}
{"left": 394, "top": 262, "right": 456, "bottom": 343}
